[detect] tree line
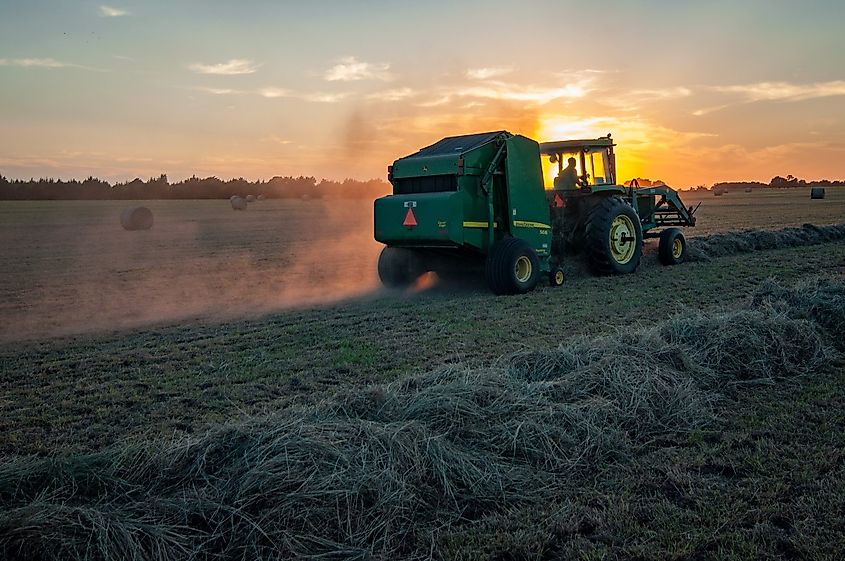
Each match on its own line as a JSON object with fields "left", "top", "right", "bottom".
{"left": 0, "top": 174, "right": 390, "bottom": 200}
{"left": 2, "top": 172, "right": 841, "bottom": 200}
{"left": 702, "top": 175, "right": 845, "bottom": 192}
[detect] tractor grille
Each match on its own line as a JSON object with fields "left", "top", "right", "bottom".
{"left": 393, "top": 175, "right": 457, "bottom": 195}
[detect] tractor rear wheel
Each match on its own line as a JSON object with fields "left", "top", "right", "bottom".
{"left": 584, "top": 196, "right": 643, "bottom": 275}
{"left": 658, "top": 228, "right": 686, "bottom": 265}
{"left": 485, "top": 238, "right": 540, "bottom": 295}
{"left": 378, "top": 247, "right": 422, "bottom": 288}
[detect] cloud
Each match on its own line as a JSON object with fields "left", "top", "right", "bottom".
{"left": 713, "top": 80, "right": 845, "bottom": 102}
{"left": 692, "top": 104, "right": 731, "bottom": 117}
{"left": 417, "top": 69, "right": 600, "bottom": 107}
{"left": 0, "top": 57, "right": 103, "bottom": 71}
{"left": 188, "top": 59, "right": 259, "bottom": 75}
{"left": 0, "top": 57, "right": 67, "bottom": 68}
{"left": 624, "top": 87, "right": 692, "bottom": 101}
{"left": 257, "top": 87, "right": 291, "bottom": 98}
{"left": 440, "top": 80, "right": 593, "bottom": 105}
{"left": 324, "top": 56, "right": 392, "bottom": 81}
{"left": 466, "top": 67, "right": 513, "bottom": 80}
{"left": 302, "top": 92, "right": 350, "bottom": 103}
{"left": 601, "top": 87, "right": 693, "bottom": 112}
{"left": 196, "top": 87, "right": 246, "bottom": 95}
{"left": 690, "top": 80, "right": 845, "bottom": 116}
{"left": 198, "top": 86, "right": 344, "bottom": 103}
{"left": 260, "top": 136, "right": 293, "bottom": 145}
{"left": 257, "top": 88, "right": 348, "bottom": 103}
{"left": 99, "top": 5, "right": 130, "bottom": 17}
{"left": 366, "top": 87, "right": 415, "bottom": 102}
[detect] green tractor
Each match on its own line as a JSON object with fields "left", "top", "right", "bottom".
{"left": 374, "top": 131, "right": 696, "bottom": 294}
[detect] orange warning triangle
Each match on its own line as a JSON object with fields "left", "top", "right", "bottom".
{"left": 403, "top": 207, "right": 418, "bottom": 227}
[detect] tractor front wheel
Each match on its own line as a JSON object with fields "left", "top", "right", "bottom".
{"left": 378, "top": 247, "right": 422, "bottom": 288}
{"left": 658, "top": 228, "right": 686, "bottom": 265}
{"left": 584, "top": 197, "right": 643, "bottom": 275}
{"left": 485, "top": 238, "right": 540, "bottom": 295}
{"left": 549, "top": 266, "right": 566, "bottom": 287}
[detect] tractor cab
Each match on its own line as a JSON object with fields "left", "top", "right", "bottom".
{"left": 539, "top": 135, "right": 617, "bottom": 190}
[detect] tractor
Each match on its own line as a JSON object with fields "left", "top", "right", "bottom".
{"left": 373, "top": 131, "right": 696, "bottom": 294}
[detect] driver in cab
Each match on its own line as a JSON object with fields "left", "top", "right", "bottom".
{"left": 554, "top": 157, "right": 579, "bottom": 190}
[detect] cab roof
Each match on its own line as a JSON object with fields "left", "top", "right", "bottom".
{"left": 539, "top": 136, "right": 615, "bottom": 154}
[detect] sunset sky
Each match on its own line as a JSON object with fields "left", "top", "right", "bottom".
{"left": 1, "top": 0, "right": 844, "bottom": 188}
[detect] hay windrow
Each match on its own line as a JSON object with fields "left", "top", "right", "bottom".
{"left": 686, "top": 222, "right": 845, "bottom": 261}
{"left": 750, "top": 277, "right": 845, "bottom": 350}
{"left": 0, "top": 279, "right": 843, "bottom": 561}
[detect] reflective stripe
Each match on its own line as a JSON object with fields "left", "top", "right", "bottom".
{"left": 463, "top": 220, "right": 549, "bottom": 229}
{"left": 513, "top": 220, "right": 551, "bottom": 229}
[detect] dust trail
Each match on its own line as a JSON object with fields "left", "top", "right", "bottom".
{"left": 0, "top": 199, "right": 383, "bottom": 343}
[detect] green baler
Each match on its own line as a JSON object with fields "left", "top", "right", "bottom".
{"left": 374, "top": 131, "right": 696, "bottom": 294}
{"left": 375, "top": 131, "right": 556, "bottom": 294}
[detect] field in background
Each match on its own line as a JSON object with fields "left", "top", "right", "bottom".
{"left": 680, "top": 187, "right": 845, "bottom": 234}
{"left": 1, "top": 187, "right": 844, "bottom": 342}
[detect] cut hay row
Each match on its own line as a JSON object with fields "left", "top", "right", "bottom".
{"left": 687, "top": 222, "right": 845, "bottom": 262}
{"left": 1, "top": 278, "right": 843, "bottom": 561}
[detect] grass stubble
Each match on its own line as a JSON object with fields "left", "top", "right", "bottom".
{"left": 1, "top": 276, "right": 843, "bottom": 560}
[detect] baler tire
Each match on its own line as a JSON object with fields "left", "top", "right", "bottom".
{"left": 549, "top": 266, "right": 566, "bottom": 287}
{"left": 658, "top": 228, "right": 686, "bottom": 265}
{"left": 584, "top": 196, "right": 643, "bottom": 275}
{"left": 485, "top": 238, "right": 541, "bottom": 295}
{"left": 377, "top": 247, "right": 421, "bottom": 288}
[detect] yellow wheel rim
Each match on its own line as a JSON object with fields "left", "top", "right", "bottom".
{"left": 609, "top": 214, "right": 637, "bottom": 264}
{"left": 672, "top": 238, "right": 683, "bottom": 259}
{"left": 555, "top": 270, "right": 565, "bottom": 285}
{"left": 515, "top": 256, "right": 532, "bottom": 282}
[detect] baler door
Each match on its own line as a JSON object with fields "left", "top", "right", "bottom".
{"left": 504, "top": 136, "right": 553, "bottom": 258}
{"left": 374, "top": 192, "right": 464, "bottom": 246}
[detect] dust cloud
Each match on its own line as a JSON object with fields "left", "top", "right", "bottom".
{"left": 0, "top": 199, "right": 384, "bottom": 343}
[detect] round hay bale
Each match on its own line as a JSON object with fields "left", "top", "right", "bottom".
{"left": 246, "top": 194, "right": 256, "bottom": 202}
{"left": 120, "top": 206, "right": 154, "bottom": 230}
{"left": 256, "top": 194, "right": 265, "bottom": 201}
{"left": 230, "top": 195, "right": 240, "bottom": 201}
{"left": 231, "top": 196, "right": 248, "bottom": 210}
{"left": 811, "top": 187, "right": 825, "bottom": 200}
{"left": 714, "top": 190, "right": 723, "bottom": 197}
{"left": 745, "top": 187, "right": 753, "bottom": 193}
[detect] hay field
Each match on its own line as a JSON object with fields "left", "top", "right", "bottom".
{"left": 1, "top": 188, "right": 843, "bottom": 342}
{"left": 1, "top": 188, "right": 845, "bottom": 560}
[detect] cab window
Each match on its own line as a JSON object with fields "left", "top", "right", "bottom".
{"left": 542, "top": 151, "right": 582, "bottom": 190}
{"left": 586, "top": 149, "right": 605, "bottom": 185}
